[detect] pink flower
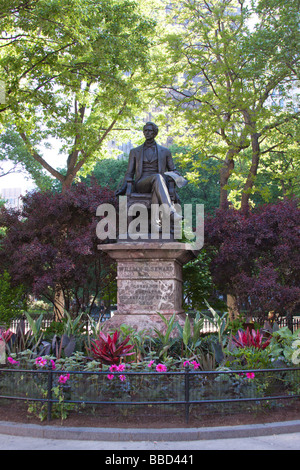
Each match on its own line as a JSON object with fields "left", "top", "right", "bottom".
{"left": 58, "top": 373, "right": 70, "bottom": 384}
{"left": 156, "top": 363, "right": 167, "bottom": 372}
{"left": 107, "top": 364, "right": 126, "bottom": 380}
{"left": 119, "top": 375, "right": 126, "bottom": 382}
{"left": 147, "top": 360, "right": 155, "bottom": 368}
{"left": 246, "top": 372, "right": 255, "bottom": 379}
{"left": 183, "top": 360, "right": 190, "bottom": 367}
{"left": 7, "top": 357, "right": 19, "bottom": 365}
{"left": 35, "top": 357, "right": 47, "bottom": 367}
{"left": 191, "top": 360, "right": 200, "bottom": 370}
{"left": 50, "top": 359, "right": 56, "bottom": 370}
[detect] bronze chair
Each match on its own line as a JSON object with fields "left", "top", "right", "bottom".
{"left": 125, "top": 177, "right": 177, "bottom": 237}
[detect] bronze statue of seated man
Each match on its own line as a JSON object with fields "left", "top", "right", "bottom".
{"left": 116, "top": 122, "right": 184, "bottom": 229}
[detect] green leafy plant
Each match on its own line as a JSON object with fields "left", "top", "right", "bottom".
{"left": 224, "top": 345, "right": 272, "bottom": 370}
{"left": 201, "top": 300, "right": 228, "bottom": 346}
{"left": 175, "top": 312, "right": 204, "bottom": 356}
{"left": 1, "top": 315, "right": 43, "bottom": 355}
{"left": 153, "top": 313, "right": 177, "bottom": 360}
{"left": 119, "top": 324, "right": 152, "bottom": 362}
{"left": 27, "top": 384, "right": 76, "bottom": 422}
{"left": 25, "top": 312, "right": 44, "bottom": 345}
{"left": 84, "top": 314, "right": 103, "bottom": 354}
{"left": 268, "top": 327, "right": 300, "bottom": 365}
{"left": 61, "top": 312, "right": 84, "bottom": 337}
{"left": 198, "top": 300, "right": 228, "bottom": 363}
{"left": 195, "top": 351, "right": 216, "bottom": 371}
{"left": 0, "top": 271, "right": 26, "bottom": 327}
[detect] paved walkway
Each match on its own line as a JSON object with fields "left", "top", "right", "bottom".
{"left": 0, "top": 431, "right": 300, "bottom": 450}
{"left": 0, "top": 420, "right": 299, "bottom": 450}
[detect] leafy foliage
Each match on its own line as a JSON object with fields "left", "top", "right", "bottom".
{"left": 89, "top": 330, "right": 134, "bottom": 365}
{"left": 0, "top": 0, "right": 155, "bottom": 189}
{"left": 205, "top": 198, "right": 300, "bottom": 318}
{"left": 0, "top": 314, "right": 43, "bottom": 355}
{"left": 0, "top": 128, "right": 53, "bottom": 190}
{"left": 150, "top": 0, "right": 300, "bottom": 210}
{"left": 0, "top": 270, "right": 26, "bottom": 327}
{"left": 176, "top": 313, "right": 204, "bottom": 356}
{"left": 153, "top": 313, "right": 178, "bottom": 360}
{"left": 232, "top": 328, "right": 271, "bottom": 350}
{"left": 0, "top": 181, "right": 117, "bottom": 314}
{"left": 268, "top": 327, "right": 300, "bottom": 365}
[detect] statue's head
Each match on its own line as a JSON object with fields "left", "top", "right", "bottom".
{"left": 143, "top": 121, "right": 158, "bottom": 138}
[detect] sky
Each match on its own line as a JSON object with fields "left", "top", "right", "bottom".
{"left": 0, "top": 142, "right": 66, "bottom": 194}
{"left": 0, "top": 169, "right": 35, "bottom": 192}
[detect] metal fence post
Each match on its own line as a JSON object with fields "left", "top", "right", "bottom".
{"left": 47, "top": 362, "right": 53, "bottom": 422}
{"left": 184, "top": 365, "right": 190, "bottom": 424}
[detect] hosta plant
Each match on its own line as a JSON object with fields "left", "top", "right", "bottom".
{"left": 89, "top": 330, "right": 134, "bottom": 365}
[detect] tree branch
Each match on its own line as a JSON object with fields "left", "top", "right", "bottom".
{"left": 19, "top": 131, "right": 65, "bottom": 182}
{"left": 72, "top": 100, "right": 128, "bottom": 176}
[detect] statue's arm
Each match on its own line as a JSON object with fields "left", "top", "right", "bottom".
{"left": 166, "top": 149, "right": 180, "bottom": 174}
{"left": 115, "top": 149, "right": 135, "bottom": 196}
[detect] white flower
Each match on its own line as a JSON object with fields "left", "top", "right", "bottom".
{"left": 291, "top": 340, "right": 300, "bottom": 365}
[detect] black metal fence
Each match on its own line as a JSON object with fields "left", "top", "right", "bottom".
{"left": 260, "top": 317, "right": 300, "bottom": 333}
{"left": 0, "top": 366, "right": 299, "bottom": 423}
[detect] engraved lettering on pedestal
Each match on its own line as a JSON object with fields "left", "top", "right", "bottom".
{"left": 118, "top": 261, "right": 175, "bottom": 279}
{"left": 118, "top": 278, "right": 176, "bottom": 313}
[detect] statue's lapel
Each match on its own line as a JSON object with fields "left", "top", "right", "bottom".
{"left": 157, "top": 144, "right": 164, "bottom": 173}
{"left": 136, "top": 144, "right": 144, "bottom": 180}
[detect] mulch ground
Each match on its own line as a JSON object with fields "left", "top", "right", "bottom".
{"left": 0, "top": 399, "right": 299, "bottom": 429}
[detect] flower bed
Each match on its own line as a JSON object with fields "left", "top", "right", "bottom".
{"left": 1, "top": 310, "right": 300, "bottom": 422}
{"left": 1, "top": 355, "right": 300, "bottom": 423}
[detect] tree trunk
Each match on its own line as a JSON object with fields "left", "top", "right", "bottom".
{"left": 227, "top": 294, "right": 239, "bottom": 321}
{"left": 241, "top": 132, "right": 260, "bottom": 214}
{"left": 219, "top": 153, "right": 235, "bottom": 209}
{"left": 53, "top": 284, "right": 65, "bottom": 321}
{"left": 286, "top": 309, "right": 294, "bottom": 332}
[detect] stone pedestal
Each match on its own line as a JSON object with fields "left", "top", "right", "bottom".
{"left": 98, "top": 242, "right": 197, "bottom": 334}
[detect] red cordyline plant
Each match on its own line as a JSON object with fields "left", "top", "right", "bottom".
{"left": 89, "top": 330, "right": 134, "bottom": 365}
{"left": 232, "top": 327, "right": 271, "bottom": 350}
{"left": 0, "top": 329, "right": 14, "bottom": 343}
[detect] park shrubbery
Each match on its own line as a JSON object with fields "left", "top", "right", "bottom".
{"left": 0, "top": 187, "right": 299, "bottom": 420}
{"left": 1, "top": 307, "right": 300, "bottom": 421}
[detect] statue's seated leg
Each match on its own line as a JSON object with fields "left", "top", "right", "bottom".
{"left": 136, "top": 174, "right": 171, "bottom": 206}
{"left": 134, "top": 174, "right": 180, "bottom": 238}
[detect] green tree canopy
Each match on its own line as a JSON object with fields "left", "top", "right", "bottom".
{"left": 149, "top": 0, "right": 300, "bottom": 211}
{"left": 0, "top": 0, "right": 155, "bottom": 190}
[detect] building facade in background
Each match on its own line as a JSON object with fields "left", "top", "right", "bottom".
{"left": 0, "top": 187, "right": 22, "bottom": 210}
